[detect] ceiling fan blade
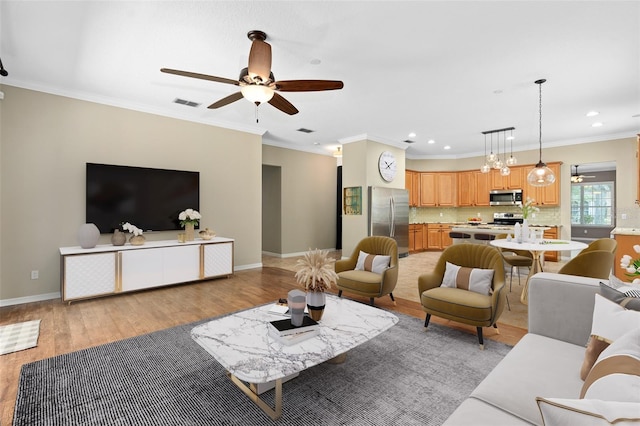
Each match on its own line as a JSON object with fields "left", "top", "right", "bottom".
{"left": 248, "top": 40, "right": 272, "bottom": 82}
{"left": 208, "top": 92, "right": 244, "bottom": 109}
{"left": 268, "top": 93, "right": 299, "bottom": 115}
{"left": 275, "top": 80, "right": 344, "bottom": 92}
{"left": 161, "top": 68, "right": 239, "bottom": 86}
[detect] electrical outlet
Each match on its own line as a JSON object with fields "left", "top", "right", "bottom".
{"left": 439, "top": 212, "right": 443, "bottom": 217}
{"left": 31, "top": 270, "right": 39, "bottom": 280}
{"left": 622, "top": 213, "right": 628, "bottom": 220}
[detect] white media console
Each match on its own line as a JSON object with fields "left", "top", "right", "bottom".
{"left": 59, "top": 237, "right": 234, "bottom": 302}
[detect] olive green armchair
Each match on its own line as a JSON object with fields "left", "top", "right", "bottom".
{"left": 418, "top": 244, "right": 507, "bottom": 349}
{"left": 558, "top": 250, "right": 614, "bottom": 280}
{"left": 335, "top": 236, "right": 398, "bottom": 306}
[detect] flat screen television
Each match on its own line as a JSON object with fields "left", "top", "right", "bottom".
{"left": 86, "top": 163, "right": 200, "bottom": 233}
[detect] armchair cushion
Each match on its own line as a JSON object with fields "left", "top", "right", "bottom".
{"left": 442, "top": 262, "right": 494, "bottom": 295}
{"left": 355, "top": 251, "right": 390, "bottom": 274}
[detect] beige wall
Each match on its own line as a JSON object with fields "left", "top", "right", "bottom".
{"left": 0, "top": 86, "right": 262, "bottom": 302}
{"left": 262, "top": 145, "right": 338, "bottom": 255}
{"left": 341, "top": 138, "right": 407, "bottom": 257}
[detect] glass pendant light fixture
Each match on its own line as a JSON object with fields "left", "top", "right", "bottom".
{"left": 480, "top": 134, "right": 491, "bottom": 173}
{"left": 500, "top": 131, "right": 511, "bottom": 176}
{"left": 493, "top": 132, "right": 503, "bottom": 169}
{"left": 506, "top": 128, "right": 518, "bottom": 166}
{"left": 527, "top": 79, "right": 556, "bottom": 187}
{"left": 487, "top": 133, "right": 497, "bottom": 164}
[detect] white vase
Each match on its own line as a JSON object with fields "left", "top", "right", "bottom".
{"left": 306, "top": 291, "right": 326, "bottom": 322}
{"left": 522, "top": 219, "right": 529, "bottom": 243}
{"left": 77, "top": 223, "right": 100, "bottom": 249}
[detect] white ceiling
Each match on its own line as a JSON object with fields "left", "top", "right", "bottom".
{"left": 1, "top": 1, "right": 638, "bottom": 159}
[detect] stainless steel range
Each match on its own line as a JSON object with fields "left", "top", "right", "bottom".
{"left": 489, "top": 212, "right": 524, "bottom": 225}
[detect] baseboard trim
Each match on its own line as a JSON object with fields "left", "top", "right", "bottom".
{"left": 262, "top": 249, "right": 337, "bottom": 259}
{"left": 235, "top": 263, "right": 262, "bottom": 271}
{"left": 0, "top": 292, "right": 61, "bottom": 307}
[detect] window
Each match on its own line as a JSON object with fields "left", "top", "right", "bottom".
{"left": 571, "top": 182, "right": 614, "bottom": 225}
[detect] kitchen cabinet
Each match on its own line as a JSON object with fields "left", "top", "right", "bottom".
{"left": 405, "top": 170, "right": 420, "bottom": 207}
{"left": 543, "top": 227, "right": 558, "bottom": 261}
{"left": 456, "top": 170, "right": 491, "bottom": 207}
{"left": 491, "top": 166, "right": 525, "bottom": 190}
{"left": 474, "top": 171, "right": 491, "bottom": 206}
{"left": 420, "top": 172, "right": 457, "bottom": 207}
{"left": 409, "top": 224, "right": 425, "bottom": 252}
{"left": 524, "top": 162, "right": 561, "bottom": 206}
{"left": 427, "top": 223, "right": 453, "bottom": 250}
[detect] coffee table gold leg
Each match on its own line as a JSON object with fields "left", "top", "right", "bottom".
{"left": 227, "top": 373, "right": 283, "bottom": 420}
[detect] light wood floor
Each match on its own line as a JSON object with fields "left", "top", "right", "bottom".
{"left": 0, "top": 266, "right": 526, "bottom": 425}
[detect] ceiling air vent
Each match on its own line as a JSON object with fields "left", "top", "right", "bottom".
{"left": 297, "top": 128, "right": 315, "bottom": 133}
{"left": 173, "top": 98, "right": 201, "bottom": 108}
{"left": 403, "top": 139, "right": 415, "bottom": 144}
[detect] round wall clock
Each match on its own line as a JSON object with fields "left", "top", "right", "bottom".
{"left": 378, "top": 151, "right": 397, "bottom": 182}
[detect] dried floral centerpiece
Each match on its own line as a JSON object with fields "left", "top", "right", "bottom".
{"left": 295, "top": 249, "right": 339, "bottom": 321}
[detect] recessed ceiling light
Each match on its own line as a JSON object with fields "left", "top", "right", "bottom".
{"left": 493, "top": 90, "right": 503, "bottom": 94}
{"left": 408, "top": 132, "right": 416, "bottom": 138}
{"left": 427, "top": 139, "right": 435, "bottom": 144}
{"left": 444, "top": 145, "right": 451, "bottom": 150}
{"left": 591, "top": 122, "right": 603, "bottom": 127}
{"left": 310, "top": 59, "right": 321, "bottom": 65}
{"left": 586, "top": 111, "right": 599, "bottom": 117}
{"left": 632, "top": 113, "right": 640, "bottom": 118}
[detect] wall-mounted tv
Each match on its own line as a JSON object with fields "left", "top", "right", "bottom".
{"left": 86, "top": 163, "right": 200, "bottom": 233}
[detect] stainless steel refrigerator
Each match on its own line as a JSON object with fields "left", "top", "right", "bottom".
{"left": 368, "top": 186, "right": 409, "bottom": 258}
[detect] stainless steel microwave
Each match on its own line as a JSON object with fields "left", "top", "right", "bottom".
{"left": 489, "top": 189, "right": 523, "bottom": 206}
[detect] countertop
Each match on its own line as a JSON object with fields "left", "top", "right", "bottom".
{"left": 611, "top": 227, "right": 640, "bottom": 236}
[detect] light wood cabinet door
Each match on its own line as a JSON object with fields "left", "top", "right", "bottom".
{"left": 420, "top": 173, "right": 437, "bottom": 206}
{"left": 543, "top": 227, "right": 559, "bottom": 261}
{"left": 437, "top": 173, "right": 457, "bottom": 206}
{"left": 474, "top": 171, "right": 491, "bottom": 206}
{"left": 442, "top": 225, "right": 454, "bottom": 248}
{"left": 405, "top": 170, "right": 420, "bottom": 207}
{"left": 457, "top": 171, "right": 474, "bottom": 206}
{"left": 415, "top": 225, "right": 424, "bottom": 251}
{"left": 427, "top": 227, "right": 441, "bottom": 249}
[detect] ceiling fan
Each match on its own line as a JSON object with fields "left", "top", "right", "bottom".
{"left": 570, "top": 165, "right": 595, "bottom": 183}
{"left": 161, "top": 30, "right": 344, "bottom": 117}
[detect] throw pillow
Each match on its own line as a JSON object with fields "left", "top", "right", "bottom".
{"left": 441, "top": 262, "right": 494, "bottom": 295}
{"left": 607, "top": 273, "right": 640, "bottom": 297}
{"left": 580, "top": 327, "right": 640, "bottom": 401}
{"left": 536, "top": 398, "right": 640, "bottom": 425}
{"left": 600, "top": 282, "right": 640, "bottom": 310}
{"left": 580, "top": 294, "right": 640, "bottom": 380}
{"left": 355, "top": 251, "right": 390, "bottom": 274}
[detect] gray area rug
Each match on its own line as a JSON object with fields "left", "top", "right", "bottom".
{"left": 14, "top": 311, "right": 512, "bottom": 425}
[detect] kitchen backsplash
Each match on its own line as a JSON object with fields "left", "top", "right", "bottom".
{"left": 410, "top": 206, "right": 561, "bottom": 225}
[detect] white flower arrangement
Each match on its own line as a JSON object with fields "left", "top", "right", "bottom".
{"left": 620, "top": 244, "right": 640, "bottom": 284}
{"left": 121, "top": 222, "right": 143, "bottom": 236}
{"left": 519, "top": 197, "right": 540, "bottom": 219}
{"left": 179, "top": 208, "right": 201, "bottom": 227}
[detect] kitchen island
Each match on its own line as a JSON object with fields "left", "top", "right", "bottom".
{"left": 450, "top": 224, "right": 550, "bottom": 239}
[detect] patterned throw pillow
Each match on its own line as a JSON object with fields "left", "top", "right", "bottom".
{"left": 441, "top": 262, "right": 494, "bottom": 295}
{"left": 355, "top": 251, "right": 390, "bottom": 274}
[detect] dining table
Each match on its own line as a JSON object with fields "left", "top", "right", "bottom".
{"left": 490, "top": 238, "right": 588, "bottom": 305}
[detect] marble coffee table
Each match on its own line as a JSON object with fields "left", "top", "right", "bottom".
{"left": 191, "top": 294, "right": 398, "bottom": 419}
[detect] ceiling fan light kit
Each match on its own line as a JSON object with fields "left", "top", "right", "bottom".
{"left": 527, "top": 79, "right": 556, "bottom": 187}
{"left": 160, "top": 30, "right": 343, "bottom": 119}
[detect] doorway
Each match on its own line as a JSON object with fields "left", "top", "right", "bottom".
{"left": 570, "top": 162, "right": 616, "bottom": 244}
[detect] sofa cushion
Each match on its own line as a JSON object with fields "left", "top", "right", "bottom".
{"left": 536, "top": 398, "right": 640, "bottom": 425}
{"left": 442, "top": 262, "right": 494, "bottom": 295}
{"left": 421, "top": 287, "right": 493, "bottom": 323}
{"left": 470, "top": 333, "right": 586, "bottom": 425}
{"left": 443, "top": 396, "right": 531, "bottom": 425}
{"left": 336, "top": 270, "right": 383, "bottom": 294}
{"left": 581, "top": 327, "right": 640, "bottom": 401}
{"left": 355, "top": 251, "right": 390, "bottom": 274}
{"left": 580, "top": 294, "right": 640, "bottom": 380}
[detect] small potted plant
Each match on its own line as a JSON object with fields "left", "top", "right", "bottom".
{"left": 294, "top": 249, "right": 339, "bottom": 321}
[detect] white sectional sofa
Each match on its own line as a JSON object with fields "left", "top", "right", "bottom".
{"left": 443, "top": 272, "right": 640, "bottom": 425}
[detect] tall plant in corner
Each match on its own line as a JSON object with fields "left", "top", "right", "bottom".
{"left": 295, "top": 249, "right": 338, "bottom": 321}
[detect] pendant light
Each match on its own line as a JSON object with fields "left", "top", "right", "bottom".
{"left": 487, "top": 133, "right": 496, "bottom": 164}
{"left": 493, "top": 131, "right": 503, "bottom": 170}
{"left": 480, "top": 134, "right": 491, "bottom": 173}
{"left": 506, "top": 128, "right": 517, "bottom": 166}
{"left": 527, "top": 79, "right": 556, "bottom": 187}
{"left": 500, "top": 131, "right": 511, "bottom": 176}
